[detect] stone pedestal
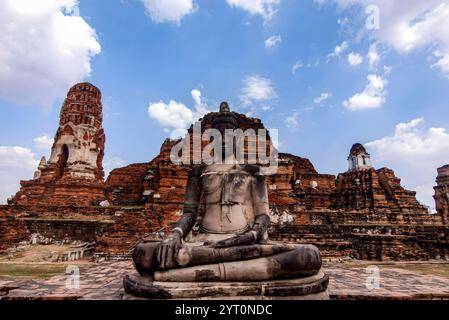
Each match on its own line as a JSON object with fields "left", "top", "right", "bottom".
{"left": 123, "top": 270, "right": 329, "bottom": 300}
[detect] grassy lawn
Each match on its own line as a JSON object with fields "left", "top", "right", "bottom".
{"left": 338, "top": 260, "right": 449, "bottom": 278}
{"left": 0, "top": 245, "right": 94, "bottom": 280}
{"left": 0, "top": 262, "right": 92, "bottom": 280}
{"left": 386, "top": 263, "right": 449, "bottom": 278}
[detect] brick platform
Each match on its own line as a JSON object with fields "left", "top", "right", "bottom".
{"left": 1, "top": 261, "right": 449, "bottom": 300}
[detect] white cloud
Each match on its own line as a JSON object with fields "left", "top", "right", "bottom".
{"left": 347, "top": 52, "right": 363, "bottom": 66}
{"left": 314, "top": 92, "right": 332, "bottom": 104}
{"left": 226, "top": 0, "right": 280, "bottom": 22}
{"left": 190, "top": 89, "right": 209, "bottom": 115}
{"left": 329, "top": 1, "right": 449, "bottom": 78}
{"left": 0, "top": 0, "right": 101, "bottom": 107}
{"left": 367, "top": 43, "right": 380, "bottom": 70}
{"left": 291, "top": 61, "right": 303, "bottom": 74}
{"left": 285, "top": 112, "right": 299, "bottom": 129}
{"left": 148, "top": 101, "right": 193, "bottom": 137}
{"left": 433, "top": 50, "right": 449, "bottom": 77}
{"left": 140, "top": 0, "right": 196, "bottom": 25}
{"left": 366, "top": 118, "right": 449, "bottom": 209}
{"left": 148, "top": 89, "right": 211, "bottom": 138}
{"left": 240, "top": 75, "right": 277, "bottom": 107}
{"left": 291, "top": 61, "right": 315, "bottom": 74}
{"left": 265, "top": 35, "right": 282, "bottom": 48}
{"left": 327, "top": 41, "right": 348, "bottom": 59}
{"left": 337, "top": 16, "right": 350, "bottom": 25}
{"left": 0, "top": 146, "right": 39, "bottom": 204}
{"left": 33, "top": 135, "right": 54, "bottom": 151}
{"left": 343, "top": 74, "right": 387, "bottom": 111}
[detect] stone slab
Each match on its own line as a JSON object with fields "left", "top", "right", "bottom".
{"left": 123, "top": 270, "right": 329, "bottom": 300}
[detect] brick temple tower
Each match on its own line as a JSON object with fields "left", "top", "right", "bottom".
{"left": 348, "top": 143, "right": 373, "bottom": 171}
{"left": 10, "top": 83, "right": 106, "bottom": 207}
{"left": 333, "top": 143, "right": 428, "bottom": 213}
{"left": 49, "top": 82, "right": 105, "bottom": 180}
{"left": 434, "top": 165, "right": 449, "bottom": 219}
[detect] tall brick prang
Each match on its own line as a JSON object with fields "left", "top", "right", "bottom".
{"left": 10, "top": 83, "right": 106, "bottom": 207}
{"left": 332, "top": 143, "right": 429, "bottom": 213}
{"left": 434, "top": 165, "right": 449, "bottom": 220}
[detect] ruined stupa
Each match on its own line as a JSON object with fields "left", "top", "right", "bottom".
{"left": 10, "top": 83, "right": 106, "bottom": 207}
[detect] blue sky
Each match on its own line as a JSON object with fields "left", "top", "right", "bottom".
{"left": 1, "top": 0, "right": 449, "bottom": 209}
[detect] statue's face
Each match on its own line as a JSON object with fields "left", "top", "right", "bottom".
{"left": 219, "top": 102, "right": 230, "bottom": 113}
{"left": 211, "top": 116, "right": 239, "bottom": 163}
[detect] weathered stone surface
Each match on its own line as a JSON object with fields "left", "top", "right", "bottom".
{"left": 333, "top": 168, "right": 429, "bottom": 213}
{"left": 106, "top": 163, "right": 153, "bottom": 206}
{"left": 0, "top": 204, "right": 172, "bottom": 257}
{"left": 123, "top": 270, "right": 329, "bottom": 300}
{"left": 269, "top": 223, "right": 449, "bottom": 261}
{"left": 0, "top": 218, "right": 28, "bottom": 253}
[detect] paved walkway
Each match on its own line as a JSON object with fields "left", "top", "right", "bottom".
{"left": 1, "top": 261, "right": 449, "bottom": 300}
{"left": 325, "top": 263, "right": 449, "bottom": 299}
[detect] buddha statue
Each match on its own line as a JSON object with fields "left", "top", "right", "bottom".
{"left": 124, "top": 103, "right": 326, "bottom": 299}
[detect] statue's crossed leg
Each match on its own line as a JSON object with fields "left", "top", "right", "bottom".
{"left": 132, "top": 241, "right": 322, "bottom": 282}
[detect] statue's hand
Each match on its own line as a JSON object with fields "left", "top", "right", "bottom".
{"left": 205, "top": 231, "right": 257, "bottom": 248}
{"left": 157, "top": 231, "right": 182, "bottom": 269}
{"left": 205, "top": 215, "right": 270, "bottom": 249}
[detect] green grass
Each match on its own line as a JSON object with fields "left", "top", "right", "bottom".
{"left": 0, "top": 262, "right": 92, "bottom": 280}
{"left": 0, "top": 244, "right": 94, "bottom": 280}
{"left": 388, "top": 263, "right": 449, "bottom": 278}
{"left": 339, "top": 261, "right": 449, "bottom": 278}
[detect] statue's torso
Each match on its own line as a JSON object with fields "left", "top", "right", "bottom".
{"left": 199, "top": 164, "right": 256, "bottom": 235}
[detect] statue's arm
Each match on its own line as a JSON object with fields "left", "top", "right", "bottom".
{"left": 173, "top": 167, "right": 203, "bottom": 237}
{"left": 250, "top": 173, "right": 270, "bottom": 241}
{"left": 158, "top": 166, "right": 202, "bottom": 269}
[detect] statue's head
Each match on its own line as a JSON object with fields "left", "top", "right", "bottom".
{"left": 211, "top": 102, "right": 239, "bottom": 163}
{"left": 219, "top": 101, "right": 230, "bottom": 113}
{"left": 212, "top": 102, "right": 238, "bottom": 133}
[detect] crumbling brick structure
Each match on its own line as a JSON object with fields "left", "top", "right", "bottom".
{"left": 10, "top": 83, "right": 106, "bottom": 207}
{"left": 434, "top": 165, "right": 449, "bottom": 222}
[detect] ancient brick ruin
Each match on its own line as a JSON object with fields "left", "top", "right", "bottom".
{"left": 1, "top": 83, "right": 449, "bottom": 261}
{"left": 434, "top": 165, "right": 449, "bottom": 222}
{"left": 9, "top": 83, "right": 106, "bottom": 207}
{"left": 333, "top": 144, "right": 429, "bottom": 214}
